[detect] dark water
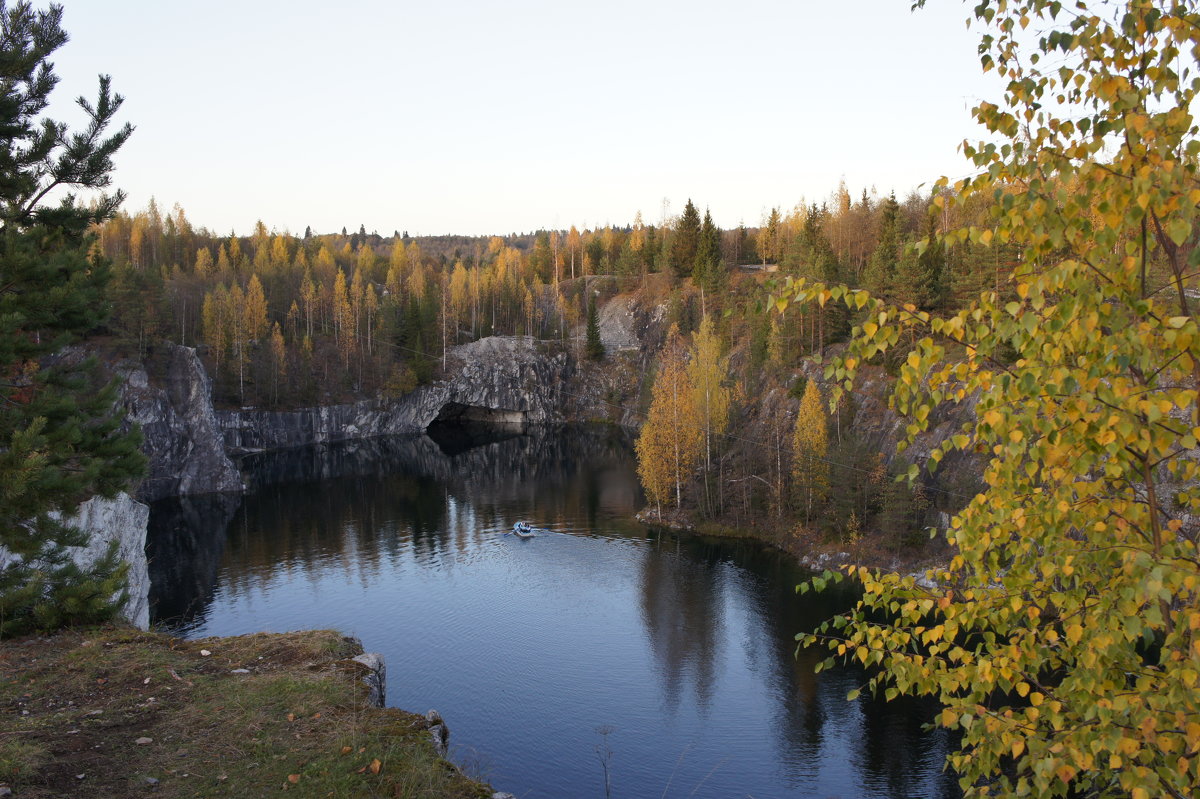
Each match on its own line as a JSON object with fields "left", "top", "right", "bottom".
{"left": 147, "top": 426, "right": 959, "bottom": 799}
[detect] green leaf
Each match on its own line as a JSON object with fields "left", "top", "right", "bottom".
{"left": 1168, "top": 217, "right": 1192, "bottom": 246}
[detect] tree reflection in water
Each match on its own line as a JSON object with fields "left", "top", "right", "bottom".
{"left": 147, "top": 425, "right": 959, "bottom": 798}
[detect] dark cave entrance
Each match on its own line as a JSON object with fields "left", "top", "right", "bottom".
{"left": 425, "top": 402, "right": 527, "bottom": 456}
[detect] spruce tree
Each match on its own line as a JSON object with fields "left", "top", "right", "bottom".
{"left": 585, "top": 293, "right": 604, "bottom": 360}
{"left": 891, "top": 213, "right": 946, "bottom": 311}
{"left": 0, "top": 1, "right": 143, "bottom": 637}
{"left": 668, "top": 199, "right": 701, "bottom": 279}
{"left": 693, "top": 208, "right": 724, "bottom": 294}
{"left": 863, "top": 192, "right": 900, "bottom": 296}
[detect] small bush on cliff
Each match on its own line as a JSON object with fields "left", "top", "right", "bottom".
{"left": 0, "top": 1, "right": 143, "bottom": 637}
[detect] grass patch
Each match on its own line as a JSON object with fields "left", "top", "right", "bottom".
{"left": 0, "top": 626, "right": 491, "bottom": 798}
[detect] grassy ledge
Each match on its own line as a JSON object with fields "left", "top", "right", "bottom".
{"left": 0, "top": 627, "right": 492, "bottom": 798}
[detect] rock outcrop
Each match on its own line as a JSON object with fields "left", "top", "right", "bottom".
{"left": 63, "top": 492, "right": 151, "bottom": 629}
{"left": 117, "top": 345, "right": 243, "bottom": 501}
{"left": 350, "top": 650, "right": 387, "bottom": 709}
{"left": 218, "top": 336, "right": 574, "bottom": 453}
{"left": 0, "top": 493, "right": 150, "bottom": 629}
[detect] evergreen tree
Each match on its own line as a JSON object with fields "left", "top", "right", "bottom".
{"left": 863, "top": 192, "right": 900, "bottom": 296}
{"left": 0, "top": 1, "right": 143, "bottom": 637}
{"left": 694, "top": 209, "right": 724, "bottom": 295}
{"left": 892, "top": 213, "right": 945, "bottom": 310}
{"left": 585, "top": 293, "right": 604, "bottom": 360}
{"left": 669, "top": 199, "right": 701, "bottom": 279}
{"left": 759, "top": 207, "right": 781, "bottom": 265}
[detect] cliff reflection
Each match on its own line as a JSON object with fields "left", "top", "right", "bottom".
{"left": 147, "top": 493, "right": 241, "bottom": 631}
{"left": 154, "top": 426, "right": 642, "bottom": 615}
{"left": 149, "top": 425, "right": 959, "bottom": 797}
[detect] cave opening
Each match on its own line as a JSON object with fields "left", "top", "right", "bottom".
{"left": 425, "top": 402, "right": 526, "bottom": 456}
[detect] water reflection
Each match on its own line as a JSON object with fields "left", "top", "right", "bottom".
{"left": 147, "top": 425, "right": 958, "bottom": 798}
{"left": 146, "top": 492, "right": 240, "bottom": 630}
{"left": 639, "top": 534, "right": 722, "bottom": 712}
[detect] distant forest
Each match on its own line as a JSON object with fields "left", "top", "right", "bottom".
{"left": 95, "top": 182, "right": 1030, "bottom": 410}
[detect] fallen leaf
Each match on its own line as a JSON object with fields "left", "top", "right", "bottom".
{"left": 369, "top": 758, "right": 382, "bottom": 775}
{"left": 312, "top": 712, "right": 321, "bottom": 719}
{"left": 287, "top": 774, "right": 300, "bottom": 784}
{"left": 340, "top": 746, "right": 352, "bottom": 755}
{"left": 287, "top": 713, "right": 296, "bottom": 722}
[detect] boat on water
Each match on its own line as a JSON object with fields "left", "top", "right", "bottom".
{"left": 511, "top": 521, "right": 536, "bottom": 538}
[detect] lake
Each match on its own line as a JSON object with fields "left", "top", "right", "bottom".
{"left": 147, "top": 425, "right": 960, "bottom": 799}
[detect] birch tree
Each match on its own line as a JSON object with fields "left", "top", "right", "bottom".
{"left": 792, "top": 3, "right": 1200, "bottom": 797}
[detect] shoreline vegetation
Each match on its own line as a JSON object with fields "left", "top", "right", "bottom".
{"left": 0, "top": 627, "right": 493, "bottom": 798}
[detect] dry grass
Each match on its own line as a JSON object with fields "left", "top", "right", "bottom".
{"left": 0, "top": 626, "right": 492, "bottom": 798}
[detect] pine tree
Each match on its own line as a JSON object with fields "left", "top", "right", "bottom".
{"left": 0, "top": 2, "right": 143, "bottom": 637}
{"left": 669, "top": 199, "right": 701, "bottom": 279}
{"left": 585, "top": 293, "right": 604, "bottom": 361}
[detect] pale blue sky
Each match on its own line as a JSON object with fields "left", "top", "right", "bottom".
{"left": 51, "top": 0, "right": 996, "bottom": 236}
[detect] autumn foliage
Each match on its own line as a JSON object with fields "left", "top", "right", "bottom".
{"left": 791, "top": 1, "right": 1200, "bottom": 797}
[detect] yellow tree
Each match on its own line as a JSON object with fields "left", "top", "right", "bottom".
{"left": 270, "top": 234, "right": 291, "bottom": 271}
{"left": 791, "top": 379, "right": 828, "bottom": 525}
{"left": 792, "top": 3, "right": 1200, "bottom": 797}
{"left": 243, "top": 274, "right": 269, "bottom": 343}
{"left": 215, "top": 243, "right": 232, "bottom": 277}
{"left": 331, "top": 269, "right": 354, "bottom": 362}
{"left": 636, "top": 326, "right": 702, "bottom": 513}
{"left": 448, "top": 260, "right": 469, "bottom": 338}
{"left": 299, "top": 273, "right": 318, "bottom": 338}
{"left": 268, "top": 322, "right": 286, "bottom": 406}
{"left": 194, "top": 247, "right": 213, "bottom": 278}
{"left": 686, "top": 316, "right": 731, "bottom": 514}
{"left": 201, "top": 286, "right": 229, "bottom": 372}
{"left": 567, "top": 225, "right": 582, "bottom": 281}
{"left": 226, "top": 282, "right": 248, "bottom": 401}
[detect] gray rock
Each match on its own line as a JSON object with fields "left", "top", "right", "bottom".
{"left": 351, "top": 652, "right": 386, "bottom": 708}
{"left": 425, "top": 709, "right": 449, "bottom": 757}
{"left": 65, "top": 493, "right": 150, "bottom": 629}
{"left": 117, "top": 344, "right": 243, "bottom": 501}
{"left": 1, "top": 492, "right": 151, "bottom": 629}
{"left": 218, "top": 336, "right": 574, "bottom": 452}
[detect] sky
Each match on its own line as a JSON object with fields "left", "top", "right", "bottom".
{"left": 49, "top": 0, "right": 999, "bottom": 237}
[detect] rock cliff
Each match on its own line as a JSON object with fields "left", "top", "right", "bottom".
{"left": 0, "top": 494, "right": 150, "bottom": 630}
{"left": 117, "top": 345, "right": 243, "bottom": 501}
{"left": 218, "top": 336, "right": 574, "bottom": 453}
{"left": 62, "top": 493, "right": 152, "bottom": 629}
